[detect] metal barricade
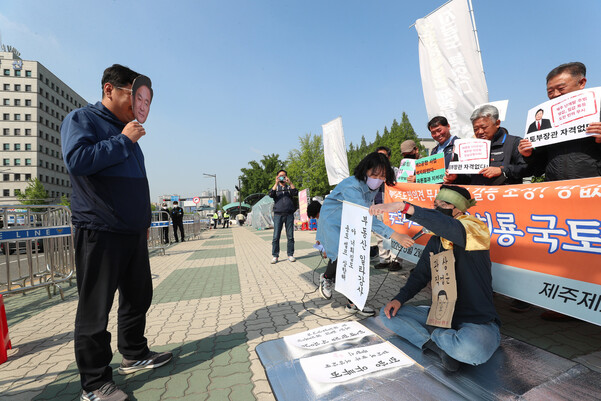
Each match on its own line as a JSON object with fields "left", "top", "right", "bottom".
{"left": 149, "top": 211, "right": 170, "bottom": 255}
{"left": 0, "top": 205, "right": 75, "bottom": 299}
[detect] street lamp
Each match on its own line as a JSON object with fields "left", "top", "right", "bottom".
{"left": 203, "top": 173, "right": 217, "bottom": 211}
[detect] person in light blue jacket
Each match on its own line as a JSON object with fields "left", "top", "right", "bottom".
{"left": 317, "top": 152, "right": 414, "bottom": 316}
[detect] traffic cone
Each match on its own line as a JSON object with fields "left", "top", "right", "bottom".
{"left": 0, "top": 294, "right": 11, "bottom": 364}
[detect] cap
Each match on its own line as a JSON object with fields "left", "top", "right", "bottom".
{"left": 400, "top": 140, "right": 416, "bottom": 154}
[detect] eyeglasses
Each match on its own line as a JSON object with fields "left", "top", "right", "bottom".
{"left": 116, "top": 87, "right": 133, "bottom": 93}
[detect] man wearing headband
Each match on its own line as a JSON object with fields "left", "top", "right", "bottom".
{"left": 370, "top": 185, "right": 500, "bottom": 371}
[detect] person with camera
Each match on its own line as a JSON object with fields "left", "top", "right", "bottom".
{"left": 269, "top": 170, "right": 298, "bottom": 264}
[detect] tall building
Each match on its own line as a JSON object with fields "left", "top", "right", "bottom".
{"left": 220, "top": 189, "right": 231, "bottom": 204}
{"left": 0, "top": 50, "right": 87, "bottom": 202}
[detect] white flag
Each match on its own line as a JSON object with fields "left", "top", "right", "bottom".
{"left": 415, "top": 0, "right": 488, "bottom": 139}
{"left": 322, "top": 117, "right": 349, "bottom": 185}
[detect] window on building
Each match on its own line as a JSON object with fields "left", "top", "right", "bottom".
{"left": 3, "top": 69, "right": 9, "bottom": 76}
{"left": 3, "top": 84, "right": 9, "bottom": 90}
{"left": 39, "top": 145, "right": 43, "bottom": 152}
{"left": 14, "top": 84, "right": 21, "bottom": 91}
{"left": 14, "top": 159, "right": 21, "bottom": 166}
{"left": 14, "top": 128, "right": 20, "bottom": 135}
{"left": 3, "top": 114, "right": 9, "bottom": 120}
{"left": 25, "top": 85, "right": 31, "bottom": 92}
{"left": 2, "top": 99, "right": 9, "bottom": 105}
{"left": 26, "top": 70, "right": 32, "bottom": 77}
{"left": 25, "top": 129, "right": 31, "bottom": 136}
{"left": 3, "top": 144, "right": 9, "bottom": 151}
{"left": 14, "top": 189, "right": 20, "bottom": 196}
{"left": 14, "top": 114, "right": 20, "bottom": 120}
{"left": 25, "top": 144, "right": 31, "bottom": 151}
{"left": 14, "top": 174, "right": 20, "bottom": 181}
{"left": 3, "top": 128, "right": 8, "bottom": 135}
{"left": 3, "top": 190, "right": 9, "bottom": 197}
{"left": 3, "top": 159, "right": 10, "bottom": 166}
{"left": 25, "top": 99, "right": 31, "bottom": 106}
{"left": 3, "top": 174, "right": 9, "bottom": 181}
{"left": 25, "top": 174, "right": 31, "bottom": 180}
{"left": 14, "top": 99, "right": 20, "bottom": 106}
{"left": 15, "top": 70, "right": 21, "bottom": 77}
{"left": 14, "top": 144, "right": 20, "bottom": 151}
{"left": 25, "top": 158, "right": 31, "bottom": 166}
{"left": 25, "top": 114, "right": 31, "bottom": 121}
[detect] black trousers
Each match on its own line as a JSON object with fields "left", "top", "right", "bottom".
{"left": 173, "top": 221, "right": 185, "bottom": 241}
{"left": 324, "top": 259, "right": 337, "bottom": 279}
{"left": 74, "top": 228, "right": 153, "bottom": 391}
{"left": 162, "top": 226, "right": 169, "bottom": 243}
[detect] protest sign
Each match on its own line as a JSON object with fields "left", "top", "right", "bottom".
{"left": 448, "top": 138, "right": 490, "bottom": 174}
{"left": 299, "top": 342, "right": 414, "bottom": 384}
{"left": 335, "top": 201, "right": 372, "bottom": 310}
{"left": 397, "top": 158, "right": 416, "bottom": 183}
{"left": 426, "top": 250, "right": 457, "bottom": 328}
{"left": 415, "top": 153, "right": 445, "bottom": 184}
{"left": 383, "top": 179, "right": 601, "bottom": 325}
{"left": 299, "top": 189, "right": 309, "bottom": 222}
{"left": 283, "top": 321, "right": 373, "bottom": 350}
{"left": 523, "top": 87, "right": 600, "bottom": 147}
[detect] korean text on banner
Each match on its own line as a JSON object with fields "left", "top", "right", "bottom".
{"left": 448, "top": 138, "right": 490, "bottom": 174}
{"left": 322, "top": 117, "right": 350, "bottom": 185}
{"left": 523, "top": 87, "right": 601, "bottom": 148}
{"left": 415, "top": 0, "right": 488, "bottom": 139}
{"left": 335, "top": 201, "right": 372, "bottom": 310}
{"left": 383, "top": 179, "right": 601, "bottom": 326}
{"left": 415, "top": 153, "right": 445, "bottom": 184}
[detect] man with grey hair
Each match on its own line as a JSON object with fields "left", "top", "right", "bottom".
{"left": 518, "top": 62, "right": 601, "bottom": 181}
{"left": 445, "top": 104, "right": 528, "bottom": 185}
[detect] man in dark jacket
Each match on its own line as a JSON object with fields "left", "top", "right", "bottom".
{"left": 371, "top": 185, "right": 501, "bottom": 372}
{"left": 269, "top": 169, "right": 298, "bottom": 264}
{"left": 160, "top": 203, "right": 170, "bottom": 244}
{"left": 519, "top": 62, "right": 601, "bottom": 181}
{"left": 62, "top": 64, "right": 171, "bottom": 401}
{"left": 170, "top": 201, "right": 185, "bottom": 242}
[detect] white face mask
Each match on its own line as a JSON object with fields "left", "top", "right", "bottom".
{"left": 366, "top": 176, "right": 384, "bottom": 190}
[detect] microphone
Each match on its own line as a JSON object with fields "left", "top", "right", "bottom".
{"left": 411, "top": 227, "right": 431, "bottom": 241}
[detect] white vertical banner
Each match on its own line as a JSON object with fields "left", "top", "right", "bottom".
{"left": 322, "top": 117, "right": 350, "bottom": 185}
{"left": 335, "top": 201, "right": 372, "bottom": 310}
{"left": 415, "top": 0, "right": 488, "bottom": 139}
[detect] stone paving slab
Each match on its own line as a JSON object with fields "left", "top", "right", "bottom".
{"left": 1, "top": 226, "right": 600, "bottom": 401}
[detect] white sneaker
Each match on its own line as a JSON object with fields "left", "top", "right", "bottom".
{"left": 271, "top": 257, "right": 278, "bottom": 264}
{"left": 288, "top": 256, "right": 296, "bottom": 262}
{"left": 319, "top": 273, "right": 333, "bottom": 299}
{"left": 345, "top": 303, "right": 376, "bottom": 317}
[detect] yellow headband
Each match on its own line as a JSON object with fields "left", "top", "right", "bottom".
{"left": 436, "top": 188, "right": 477, "bottom": 212}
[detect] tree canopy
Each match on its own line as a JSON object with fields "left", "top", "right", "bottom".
{"left": 17, "top": 178, "right": 48, "bottom": 205}
{"left": 239, "top": 153, "right": 284, "bottom": 199}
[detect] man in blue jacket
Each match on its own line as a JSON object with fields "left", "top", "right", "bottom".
{"left": 62, "top": 64, "right": 172, "bottom": 401}
{"left": 269, "top": 169, "right": 298, "bottom": 264}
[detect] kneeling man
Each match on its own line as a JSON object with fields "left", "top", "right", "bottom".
{"left": 370, "top": 185, "right": 501, "bottom": 371}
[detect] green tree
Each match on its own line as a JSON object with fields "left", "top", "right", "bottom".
{"left": 219, "top": 196, "right": 229, "bottom": 211}
{"left": 17, "top": 178, "right": 48, "bottom": 205}
{"left": 58, "top": 195, "right": 71, "bottom": 209}
{"left": 286, "top": 133, "right": 330, "bottom": 197}
{"left": 239, "top": 153, "right": 285, "bottom": 198}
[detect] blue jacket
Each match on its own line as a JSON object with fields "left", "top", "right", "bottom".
{"left": 316, "top": 176, "right": 394, "bottom": 261}
{"left": 61, "top": 102, "right": 151, "bottom": 233}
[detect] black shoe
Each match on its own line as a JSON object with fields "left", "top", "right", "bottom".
{"left": 424, "top": 340, "right": 460, "bottom": 372}
{"left": 388, "top": 261, "right": 402, "bottom": 271}
{"left": 370, "top": 245, "right": 379, "bottom": 258}
{"left": 374, "top": 262, "right": 391, "bottom": 270}
{"left": 510, "top": 299, "right": 531, "bottom": 313}
{"left": 118, "top": 350, "right": 173, "bottom": 375}
{"left": 81, "top": 381, "right": 128, "bottom": 401}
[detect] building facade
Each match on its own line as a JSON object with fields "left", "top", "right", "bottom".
{"left": 0, "top": 50, "right": 87, "bottom": 202}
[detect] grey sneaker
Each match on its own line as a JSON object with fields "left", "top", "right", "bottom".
{"left": 271, "top": 257, "right": 278, "bottom": 264}
{"left": 345, "top": 303, "right": 376, "bottom": 317}
{"left": 118, "top": 350, "right": 173, "bottom": 375}
{"left": 81, "top": 382, "right": 128, "bottom": 401}
{"left": 288, "top": 256, "right": 296, "bottom": 262}
{"left": 319, "top": 273, "right": 333, "bottom": 300}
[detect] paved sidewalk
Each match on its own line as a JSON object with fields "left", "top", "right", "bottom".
{"left": 1, "top": 226, "right": 600, "bottom": 400}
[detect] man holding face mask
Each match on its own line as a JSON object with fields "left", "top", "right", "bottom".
{"left": 269, "top": 170, "right": 298, "bottom": 264}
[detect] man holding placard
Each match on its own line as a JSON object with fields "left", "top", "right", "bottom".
{"left": 446, "top": 105, "right": 528, "bottom": 185}
{"left": 518, "top": 62, "right": 601, "bottom": 181}
{"left": 370, "top": 185, "right": 501, "bottom": 372}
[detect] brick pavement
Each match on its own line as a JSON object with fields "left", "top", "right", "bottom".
{"left": 1, "top": 225, "right": 600, "bottom": 400}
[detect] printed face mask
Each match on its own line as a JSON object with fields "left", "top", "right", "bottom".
{"left": 366, "top": 177, "right": 384, "bottom": 190}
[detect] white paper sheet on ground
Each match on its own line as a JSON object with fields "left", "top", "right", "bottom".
{"left": 283, "top": 321, "right": 374, "bottom": 350}
{"left": 299, "top": 342, "right": 414, "bottom": 384}
{"left": 335, "top": 201, "right": 372, "bottom": 310}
